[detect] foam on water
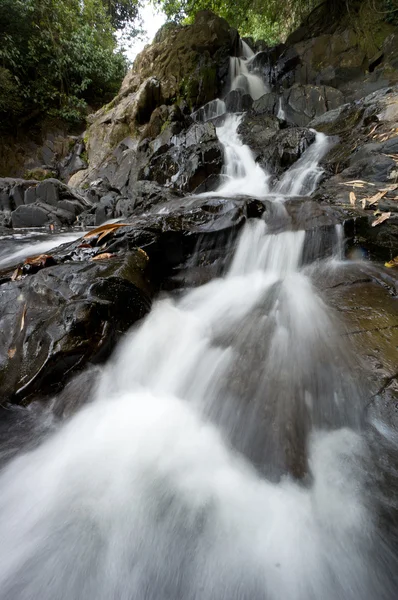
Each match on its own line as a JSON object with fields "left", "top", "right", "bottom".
{"left": 0, "top": 220, "right": 395, "bottom": 599}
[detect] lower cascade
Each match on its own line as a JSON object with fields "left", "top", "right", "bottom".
{"left": 0, "top": 23, "right": 398, "bottom": 600}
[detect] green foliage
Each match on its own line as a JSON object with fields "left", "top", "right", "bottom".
{"left": 0, "top": 0, "right": 130, "bottom": 127}
{"left": 155, "top": 0, "right": 322, "bottom": 41}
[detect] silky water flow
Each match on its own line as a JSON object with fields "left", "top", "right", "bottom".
{"left": 0, "top": 39, "right": 397, "bottom": 600}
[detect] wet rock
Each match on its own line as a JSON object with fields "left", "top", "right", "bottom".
{"left": 258, "top": 128, "right": 316, "bottom": 175}
{"left": 0, "top": 178, "right": 90, "bottom": 228}
{"left": 70, "top": 11, "right": 239, "bottom": 188}
{"left": 224, "top": 89, "right": 253, "bottom": 113}
{"left": 251, "top": 45, "right": 300, "bottom": 88}
{"left": 139, "top": 139, "right": 223, "bottom": 193}
{"left": 252, "top": 92, "right": 279, "bottom": 116}
{"left": 282, "top": 84, "right": 344, "bottom": 126}
{"left": 0, "top": 252, "right": 151, "bottom": 405}
{"left": 252, "top": 84, "right": 343, "bottom": 126}
{"left": 237, "top": 113, "right": 281, "bottom": 155}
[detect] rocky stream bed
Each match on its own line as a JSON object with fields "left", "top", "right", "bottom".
{"left": 0, "top": 10, "right": 397, "bottom": 600}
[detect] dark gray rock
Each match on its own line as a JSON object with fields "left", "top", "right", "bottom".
{"left": 11, "top": 205, "right": 50, "bottom": 228}
{"left": 139, "top": 139, "right": 224, "bottom": 193}
{"left": 237, "top": 113, "right": 281, "bottom": 156}
{"left": 0, "top": 252, "right": 151, "bottom": 405}
{"left": 224, "top": 89, "right": 253, "bottom": 113}
{"left": 283, "top": 84, "right": 345, "bottom": 126}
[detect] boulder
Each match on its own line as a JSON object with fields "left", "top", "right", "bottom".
{"left": 72, "top": 11, "right": 239, "bottom": 186}
{"left": 0, "top": 251, "right": 151, "bottom": 404}
{"left": 0, "top": 178, "right": 91, "bottom": 228}
{"left": 237, "top": 113, "right": 281, "bottom": 155}
{"left": 224, "top": 89, "right": 253, "bottom": 113}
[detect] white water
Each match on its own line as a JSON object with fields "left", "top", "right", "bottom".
{"left": 241, "top": 39, "right": 254, "bottom": 59}
{"left": 275, "top": 131, "right": 332, "bottom": 196}
{"left": 277, "top": 97, "right": 286, "bottom": 120}
{"left": 0, "top": 219, "right": 393, "bottom": 600}
{"left": 0, "top": 232, "right": 83, "bottom": 269}
{"left": 192, "top": 98, "right": 226, "bottom": 122}
{"left": 229, "top": 56, "right": 268, "bottom": 100}
{"left": 0, "top": 39, "right": 396, "bottom": 600}
{"left": 215, "top": 114, "right": 271, "bottom": 196}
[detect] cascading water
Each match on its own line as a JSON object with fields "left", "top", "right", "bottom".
{"left": 0, "top": 38, "right": 397, "bottom": 600}
{"left": 275, "top": 131, "right": 332, "bottom": 196}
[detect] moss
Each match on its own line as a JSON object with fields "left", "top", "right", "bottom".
{"left": 24, "top": 168, "right": 55, "bottom": 181}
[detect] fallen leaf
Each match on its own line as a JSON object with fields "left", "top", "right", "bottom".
{"left": 91, "top": 253, "right": 115, "bottom": 261}
{"left": 342, "top": 180, "right": 375, "bottom": 186}
{"left": 7, "top": 348, "right": 16, "bottom": 359}
{"left": 372, "top": 212, "right": 391, "bottom": 227}
{"left": 385, "top": 256, "right": 398, "bottom": 268}
{"left": 11, "top": 267, "right": 22, "bottom": 281}
{"left": 349, "top": 191, "right": 356, "bottom": 206}
{"left": 367, "top": 190, "right": 388, "bottom": 206}
{"left": 20, "top": 304, "right": 27, "bottom": 331}
{"left": 83, "top": 223, "right": 130, "bottom": 240}
{"left": 380, "top": 183, "right": 398, "bottom": 191}
{"left": 369, "top": 124, "right": 378, "bottom": 136}
{"left": 138, "top": 248, "right": 149, "bottom": 260}
{"left": 23, "top": 254, "right": 54, "bottom": 267}
{"left": 361, "top": 198, "right": 367, "bottom": 209}
{"left": 77, "top": 243, "right": 92, "bottom": 249}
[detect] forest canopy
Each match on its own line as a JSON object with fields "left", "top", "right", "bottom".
{"left": 0, "top": 0, "right": 135, "bottom": 126}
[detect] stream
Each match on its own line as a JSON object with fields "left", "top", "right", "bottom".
{"left": 0, "top": 40, "right": 397, "bottom": 600}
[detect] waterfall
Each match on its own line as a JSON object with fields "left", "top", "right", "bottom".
{"left": 229, "top": 57, "right": 269, "bottom": 101}
{"left": 0, "top": 219, "right": 393, "bottom": 600}
{"left": 0, "top": 36, "right": 397, "bottom": 600}
{"left": 275, "top": 131, "right": 332, "bottom": 196}
{"left": 214, "top": 114, "right": 270, "bottom": 197}
{"left": 277, "top": 97, "right": 286, "bottom": 120}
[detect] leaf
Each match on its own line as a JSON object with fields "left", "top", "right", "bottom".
{"left": 385, "top": 256, "right": 398, "bottom": 268}
{"left": 91, "top": 253, "right": 115, "bottom": 261}
{"left": 7, "top": 348, "right": 16, "bottom": 359}
{"left": 372, "top": 212, "right": 391, "bottom": 227}
{"left": 349, "top": 191, "right": 356, "bottom": 206}
{"left": 380, "top": 183, "right": 398, "bottom": 191}
{"left": 367, "top": 190, "right": 388, "bottom": 206}
{"left": 137, "top": 248, "right": 149, "bottom": 260}
{"left": 23, "top": 254, "right": 53, "bottom": 267}
{"left": 11, "top": 266, "right": 22, "bottom": 281}
{"left": 20, "top": 304, "right": 27, "bottom": 331}
{"left": 77, "top": 243, "right": 92, "bottom": 249}
{"left": 341, "top": 180, "right": 375, "bottom": 187}
{"left": 361, "top": 198, "right": 367, "bottom": 209}
{"left": 83, "top": 223, "right": 130, "bottom": 240}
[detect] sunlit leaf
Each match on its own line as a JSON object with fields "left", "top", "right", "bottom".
{"left": 372, "top": 212, "right": 391, "bottom": 227}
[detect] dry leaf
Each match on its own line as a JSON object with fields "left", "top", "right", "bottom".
{"left": 83, "top": 223, "right": 130, "bottom": 240}
{"left": 138, "top": 248, "right": 149, "bottom": 260}
{"left": 384, "top": 256, "right": 398, "bottom": 268}
{"left": 77, "top": 243, "right": 92, "bottom": 249}
{"left": 11, "top": 267, "right": 22, "bottom": 281}
{"left": 7, "top": 348, "right": 16, "bottom": 359}
{"left": 361, "top": 198, "right": 367, "bottom": 209}
{"left": 23, "top": 254, "right": 54, "bottom": 267}
{"left": 380, "top": 183, "right": 398, "bottom": 191}
{"left": 341, "top": 180, "right": 375, "bottom": 186}
{"left": 349, "top": 191, "right": 356, "bottom": 206}
{"left": 367, "top": 190, "right": 388, "bottom": 206}
{"left": 369, "top": 124, "right": 378, "bottom": 136}
{"left": 91, "top": 253, "right": 115, "bottom": 261}
{"left": 372, "top": 212, "right": 391, "bottom": 227}
{"left": 20, "top": 304, "right": 27, "bottom": 331}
